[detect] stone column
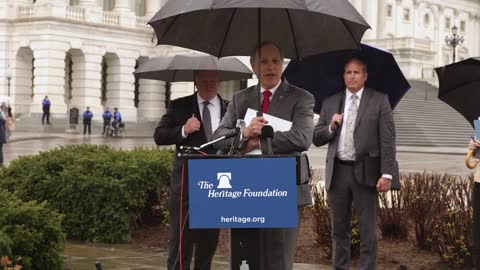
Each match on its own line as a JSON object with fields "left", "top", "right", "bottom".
{"left": 78, "top": 0, "right": 97, "bottom": 6}
{"left": 137, "top": 79, "right": 166, "bottom": 122}
{"left": 30, "top": 41, "right": 68, "bottom": 115}
{"left": 78, "top": 0, "right": 102, "bottom": 24}
{"left": 105, "top": 52, "right": 137, "bottom": 122}
{"left": 70, "top": 47, "right": 103, "bottom": 118}
{"left": 170, "top": 82, "right": 194, "bottom": 101}
{"left": 114, "top": 0, "right": 130, "bottom": 12}
{"left": 114, "top": 0, "right": 135, "bottom": 28}
{"left": 145, "top": 0, "right": 162, "bottom": 18}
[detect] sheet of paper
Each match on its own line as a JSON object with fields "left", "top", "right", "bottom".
{"left": 244, "top": 108, "right": 292, "bottom": 132}
{"left": 243, "top": 108, "right": 293, "bottom": 155}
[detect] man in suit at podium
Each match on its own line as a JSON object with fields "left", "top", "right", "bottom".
{"left": 154, "top": 70, "right": 229, "bottom": 270}
{"left": 214, "top": 41, "right": 315, "bottom": 270}
{"left": 313, "top": 58, "right": 398, "bottom": 269}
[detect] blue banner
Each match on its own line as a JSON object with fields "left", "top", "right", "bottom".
{"left": 188, "top": 157, "right": 297, "bottom": 228}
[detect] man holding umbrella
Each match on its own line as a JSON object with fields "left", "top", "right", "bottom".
{"left": 154, "top": 70, "right": 229, "bottom": 270}
{"left": 214, "top": 41, "right": 315, "bottom": 270}
{"left": 313, "top": 58, "right": 398, "bottom": 269}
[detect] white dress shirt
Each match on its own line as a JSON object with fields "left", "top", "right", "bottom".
{"left": 182, "top": 93, "right": 221, "bottom": 138}
{"left": 332, "top": 88, "right": 392, "bottom": 179}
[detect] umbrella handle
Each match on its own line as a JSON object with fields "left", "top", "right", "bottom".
{"left": 466, "top": 149, "right": 478, "bottom": 169}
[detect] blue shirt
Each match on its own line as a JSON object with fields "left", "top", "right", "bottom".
{"left": 102, "top": 111, "right": 112, "bottom": 120}
{"left": 113, "top": 112, "right": 121, "bottom": 122}
{"left": 82, "top": 111, "right": 93, "bottom": 119}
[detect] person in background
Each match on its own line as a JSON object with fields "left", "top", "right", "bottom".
{"left": 313, "top": 58, "right": 398, "bottom": 269}
{"left": 82, "top": 107, "right": 93, "bottom": 135}
{"left": 102, "top": 107, "right": 113, "bottom": 135}
{"left": 468, "top": 137, "right": 480, "bottom": 269}
{"left": 154, "top": 70, "right": 228, "bottom": 270}
{"left": 0, "top": 104, "right": 7, "bottom": 165}
{"left": 111, "top": 108, "right": 122, "bottom": 136}
{"left": 42, "top": 96, "right": 51, "bottom": 125}
{"left": 6, "top": 106, "right": 15, "bottom": 140}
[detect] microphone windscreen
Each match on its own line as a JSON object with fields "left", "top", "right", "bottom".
{"left": 256, "top": 111, "right": 263, "bottom": 117}
{"left": 261, "top": 125, "right": 274, "bottom": 138}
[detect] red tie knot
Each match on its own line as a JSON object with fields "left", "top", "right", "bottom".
{"left": 263, "top": 90, "right": 272, "bottom": 99}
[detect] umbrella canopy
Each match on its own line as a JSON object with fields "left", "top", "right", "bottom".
{"left": 148, "top": 0, "right": 370, "bottom": 59}
{"left": 283, "top": 44, "right": 411, "bottom": 113}
{"left": 435, "top": 57, "right": 480, "bottom": 127}
{"left": 134, "top": 54, "right": 253, "bottom": 82}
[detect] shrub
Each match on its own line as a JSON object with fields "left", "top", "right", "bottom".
{"left": 430, "top": 176, "right": 474, "bottom": 268}
{"left": 0, "top": 145, "right": 174, "bottom": 243}
{"left": 0, "top": 190, "right": 64, "bottom": 270}
{"left": 402, "top": 172, "right": 453, "bottom": 250}
{"left": 378, "top": 181, "right": 408, "bottom": 240}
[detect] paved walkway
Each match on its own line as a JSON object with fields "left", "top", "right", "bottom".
{"left": 3, "top": 129, "right": 475, "bottom": 270}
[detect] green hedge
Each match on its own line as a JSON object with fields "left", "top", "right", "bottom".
{"left": 0, "top": 145, "right": 174, "bottom": 243}
{"left": 0, "top": 190, "right": 64, "bottom": 270}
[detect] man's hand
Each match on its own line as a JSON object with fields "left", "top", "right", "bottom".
{"left": 183, "top": 114, "right": 201, "bottom": 135}
{"left": 469, "top": 137, "right": 480, "bottom": 150}
{"left": 329, "top": 114, "right": 344, "bottom": 131}
{"left": 242, "top": 117, "right": 268, "bottom": 139}
{"left": 239, "top": 137, "right": 260, "bottom": 154}
{"left": 376, "top": 177, "right": 391, "bottom": 192}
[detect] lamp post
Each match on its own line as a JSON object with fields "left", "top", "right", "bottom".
{"left": 445, "top": 25, "right": 464, "bottom": 63}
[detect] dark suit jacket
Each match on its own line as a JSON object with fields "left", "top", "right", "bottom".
{"left": 313, "top": 88, "right": 399, "bottom": 190}
{"left": 154, "top": 93, "right": 229, "bottom": 196}
{"left": 214, "top": 80, "right": 315, "bottom": 205}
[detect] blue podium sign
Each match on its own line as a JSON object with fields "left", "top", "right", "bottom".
{"left": 188, "top": 157, "right": 298, "bottom": 228}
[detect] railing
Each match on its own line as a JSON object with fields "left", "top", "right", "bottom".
{"left": 15, "top": 5, "right": 151, "bottom": 31}
{"left": 136, "top": 16, "right": 150, "bottom": 29}
{"left": 66, "top": 6, "right": 85, "bottom": 21}
{"left": 17, "top": 5, "right": 35, "bottom": 18}
{"left": 102, "top": 11, "right": 120, "bottom": 26}
{"left": 365, "top": 37, "right": 435, "bottom": 52}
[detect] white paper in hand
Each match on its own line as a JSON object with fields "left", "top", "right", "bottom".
{"left": 242, "top": 108, "right": 293, "bottom": 155}
{"left": 244, "top": 108, "right": 292, "bottom": 132}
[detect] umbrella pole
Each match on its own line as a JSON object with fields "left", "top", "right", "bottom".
{"left": 257, "top": 8, "right": 262, "bottom": 109}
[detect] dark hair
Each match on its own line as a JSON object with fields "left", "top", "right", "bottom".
{"left": 250, "top": 41, "right": 284, "bottom": 66}
{"left": 7, "top": 107, "right": 12, "bottom": 117}
{"left": 344, "top": 57, "right": 368, "bottom": 73}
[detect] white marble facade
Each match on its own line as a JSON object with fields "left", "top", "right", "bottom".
{"left": 0, "top": 0, "right": 479, "bottom": 121}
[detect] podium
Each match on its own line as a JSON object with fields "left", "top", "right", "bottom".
{"left": 182, "top": 153, "right": 310, "bottom": 270}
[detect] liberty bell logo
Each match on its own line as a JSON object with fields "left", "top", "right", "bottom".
{"left": 217, "top": 172, "right": 232, "bottom": 189}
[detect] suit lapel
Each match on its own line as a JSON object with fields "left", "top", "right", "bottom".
{"left": 354, "top": 88, "right": 371, "bottom": 129}
{"left": 246, "top": 85, "right": 261, "bottom": 113}
{"left": 268, "top": 80, "right": 291, "bottom": 116}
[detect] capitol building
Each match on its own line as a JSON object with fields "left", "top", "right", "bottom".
{"left": 0, "top": 0, "right": 479, "bottom": 123}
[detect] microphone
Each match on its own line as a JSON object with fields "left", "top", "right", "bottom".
{"left": 228, "top": 119, "right": 246, "bottom": 155}
{"left": 179, "top": 128, "right": 239, "bottom": 154}
{"left": 260, "top": 125, "right": 274, "bottom": 155}
{"left": 257, "top": 111, "right": 263, "bottom": 117}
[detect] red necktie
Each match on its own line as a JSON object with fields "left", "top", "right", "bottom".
{"left": 261, "top": 90, "right": 272, "bottom": 113}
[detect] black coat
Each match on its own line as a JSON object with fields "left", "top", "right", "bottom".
{"left": 154, "top": 93, "right": 229, "bottom": 195}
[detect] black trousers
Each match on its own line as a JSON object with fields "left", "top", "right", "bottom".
{"left": 42, "top": 110, "right": 50, "bottom": 124}
{"left": 167, "top": 192, "right": 219, "bottom": 270}
{"left": 103, "top": 120, "right": 111, "bottom": 135}
{"left": 83, "top": 122, "right": 91, "bottom": 135}
{"left": 474, "top": 182, "right": 480, "bottom": 269}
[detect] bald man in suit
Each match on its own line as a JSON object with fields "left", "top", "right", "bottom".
{"left": 313, "top": 58, "right": 398, "bottom": 270}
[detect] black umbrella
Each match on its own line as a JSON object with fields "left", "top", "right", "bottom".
{"left": 284, "top": 44, "right": 411, "bottom": 113}
{"left": 148, "top": 0, "right": 370, "bottom": 59}
{"left": 133, "top": 54, "right": 253, "bottom": 82}
{"left": 435, "top": 57, "right": 480, "bottom": 127}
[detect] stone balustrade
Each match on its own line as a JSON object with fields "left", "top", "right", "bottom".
{"left": 15, "top": 5, "right": 151, "bottom": 31}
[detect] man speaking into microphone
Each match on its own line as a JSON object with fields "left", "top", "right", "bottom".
{"left": 213, "top": 41, "right": 314, "bottom": 270}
